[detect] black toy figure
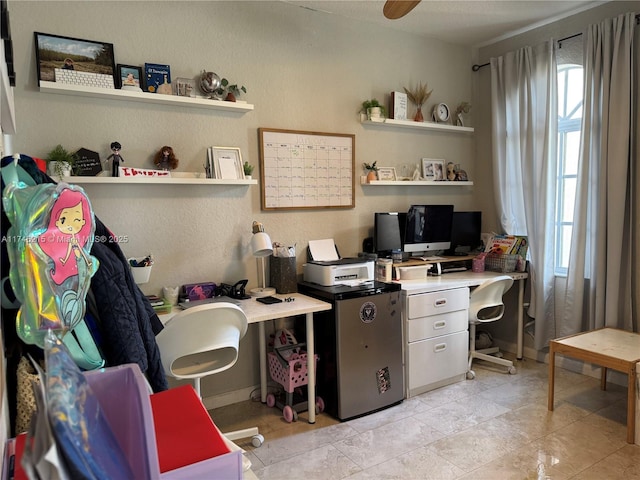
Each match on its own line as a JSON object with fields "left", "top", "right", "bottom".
{"left": 108, "top": 141, "right": 124, "bottom": 177}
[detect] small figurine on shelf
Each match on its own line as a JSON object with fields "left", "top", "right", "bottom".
{"left": 154, "top": 146, "right": 179, "bottom": 171}
{"left": 455, "top": 164, "right": 468, "bottom": 181}
{"left": 108, "top": 141, "right": 124, "bottom": 177}
{"left": 411, "top": 163, "right": 422, "bottom": 181}
{"left": 446, "top": 162, "right": 456, "bottom": 181}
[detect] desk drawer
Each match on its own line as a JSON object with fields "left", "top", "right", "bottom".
{"left": 406, "top": 287, "right": 469, "bottom": 319}
{"left": 407, "top": 330, "right": 468, "bottom": 394}
{"left": 407, "top": 309, "right": 467, "bottom": 343}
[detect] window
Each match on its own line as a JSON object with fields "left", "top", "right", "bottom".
{"left": 555, "top": 64, "right": 583, "bottom": 275}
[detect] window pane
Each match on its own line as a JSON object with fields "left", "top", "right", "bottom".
{"left": 557, "top": 69, "right": 566, "bottom": 116}
{"left": 564, "top": 131, "right": 580, "bottom": 175}
{"left": 562, "top": 178, "right": 576, "bottom": 222}
{"left": 559, "top": 225, "right": 573, "bottom": 269}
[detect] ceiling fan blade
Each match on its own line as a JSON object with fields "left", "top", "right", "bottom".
{"left": 383, "top": 0, "right": 421, "bottom": 20}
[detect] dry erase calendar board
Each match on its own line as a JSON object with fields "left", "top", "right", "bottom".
{"left": 258, "top": 128, "right": 355, "bottom": 210}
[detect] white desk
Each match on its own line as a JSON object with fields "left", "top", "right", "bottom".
{"left": 159, "top": 293, "right": 332, "bottom": 424}
{"left": 395, "top": 270, "right": 529, "bottom": 359}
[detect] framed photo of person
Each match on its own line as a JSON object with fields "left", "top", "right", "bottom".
{"left": 116, "top": 64, "right": 142, "bottom": 90}
{"left": 34, "top": 32, "right": 116, "bottom": 88}
{"left": 422, "top": 158, "right": 445, "bottom": 181}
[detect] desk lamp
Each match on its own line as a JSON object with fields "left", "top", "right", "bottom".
{"left": 250, "top": 221, "right": 275, "bottom": 297}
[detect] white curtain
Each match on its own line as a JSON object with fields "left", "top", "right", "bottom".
{"left": 490, "top": 42, "right": 558, "bottom": 350}
{"left": 563, "top": 12, "right": 639, "bottom": 334}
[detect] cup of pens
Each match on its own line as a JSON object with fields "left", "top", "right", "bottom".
{"left": 128, "top": 254, "right": 154, "bottom": 284}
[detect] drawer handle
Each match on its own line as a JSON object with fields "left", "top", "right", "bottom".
{"left": 434, "top": 343, "right": 447, "bottom": 353}
{"left": 434, "top": 298, "right": 447, "bottom": 307}
{"left": 433, "top": 321, "right": 446, "bottom": 329}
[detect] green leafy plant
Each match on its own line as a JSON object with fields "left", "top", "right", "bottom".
{"left": 361, "top": 99, "right": 386, "bottom": 117}
{"left": 363, "top": 161, "right": 378, "bottom": 172}
{"left": 243, "top": 161, "right": 254, "bottom": 176}
{"left": 216, "top": 78, "right": 247, "bottom": 101}
{"left": 46, "top": 144, "right": 77, "bottom": 177}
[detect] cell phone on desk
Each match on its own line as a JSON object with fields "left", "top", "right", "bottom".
{"left": 256, "top": 296, "right": 282, "bottom": 305}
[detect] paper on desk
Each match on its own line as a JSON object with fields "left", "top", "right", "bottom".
{"left": 339, "top": 279, "right": 373, "bottom": 287}
{"left": 308, "top": 239, "right": 339, "bottom": 261}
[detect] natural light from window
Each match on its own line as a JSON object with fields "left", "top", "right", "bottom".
{"left": 556, "top": 64, "right": 583, "bottom": 275}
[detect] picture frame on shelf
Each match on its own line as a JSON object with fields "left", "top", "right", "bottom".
{"left": 116, "top": 64, "right": 142, "bottom": 90}
{"left": 211, "top": 147, "right": 244, "bottom": 180}
{"left": 34, "top": 32, "right": 116, "bottom": 88}
{"left": 422, "top": 158, "right": 445, "bottom": 181}
{"left": 377, "top": 167, "right": 397, "bottom": 181}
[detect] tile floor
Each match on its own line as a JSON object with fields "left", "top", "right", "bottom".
{"left": 212, "top": 358, "right": 640, "bottom": 479}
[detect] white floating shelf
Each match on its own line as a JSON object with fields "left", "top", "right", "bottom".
{"left": 39, "top": 81, "right": 254, "bottom": 112}
{"left": 362, "top": 179, "right": 473, "bottom": 186}
{"left": 62, "top": 175, "right": 257, "bottom": 186}
{"left": 361, "top": 118, "right": 474, "bottom": 134}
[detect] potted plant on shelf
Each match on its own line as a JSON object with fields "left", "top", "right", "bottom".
{"left": 243, "top": 161, "right": 254, "bottom": 179}
{"left": 215, "top": 78, "right": 247, "bottom": 102}
{"left": 454, "top": 101, "right": 471, "bottom": 126}
{"left": 361, "top": 99, "right": 386, "bottom": 121}
{"left": 363, "top": 161, "right": 378, "bottom": 183}
{"left": 403, "top": 82, "right": 433, "bottom": 122}
{"left": 46, "top": 144, "right": 77, "bottom": 179}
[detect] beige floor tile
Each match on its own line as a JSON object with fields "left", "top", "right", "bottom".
{"left": 210, "top": 362, "right": 640, "bottom": 479}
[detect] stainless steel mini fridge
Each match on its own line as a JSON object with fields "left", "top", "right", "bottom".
{"left": 298, "top": 281, "right": 404, "bottom": 421}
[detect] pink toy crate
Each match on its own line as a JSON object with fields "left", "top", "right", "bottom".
{"left": 268, "top": 350, "right": 318, "bottom": 393}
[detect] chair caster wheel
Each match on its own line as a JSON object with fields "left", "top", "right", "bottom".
{"left": 251, "top": 434, "right": 264, "bottom": 448}
{"left": 466, "top": 370, "right": 476, "bottom": 380}
{"left": 508, "top": 366, "right": 517, "bottom": 375}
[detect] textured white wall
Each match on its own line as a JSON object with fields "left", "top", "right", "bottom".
{"left": 9, "top": 1, "right": 475, "bottom": 398}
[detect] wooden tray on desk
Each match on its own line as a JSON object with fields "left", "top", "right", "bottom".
{"left": 396, "top": 255, "right": 475, "bottom": 267}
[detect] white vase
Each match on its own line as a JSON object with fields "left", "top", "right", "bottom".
{"left": 48, "top": 161, "right": 72, "bottom": 178}
{"left": 367, "top": 107, "right": 382, "bottom": 120}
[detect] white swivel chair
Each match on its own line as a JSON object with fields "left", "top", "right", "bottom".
{"left": 155, "top": 302, "right": 264, "bottom": 447}
{"left": 467, "top": 275, "right": 517, "bottom": 379}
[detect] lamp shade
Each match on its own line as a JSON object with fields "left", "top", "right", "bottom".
{"left": 251, "top": 232, "right": 273, "bottom": 257}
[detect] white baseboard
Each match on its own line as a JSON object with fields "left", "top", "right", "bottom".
{"left": 201, "top": 384, "right": 261, "bottom": 411}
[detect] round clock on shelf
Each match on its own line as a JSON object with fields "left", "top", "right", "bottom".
{"left": 432, "top": 103, "right": 450, "bottom": 123}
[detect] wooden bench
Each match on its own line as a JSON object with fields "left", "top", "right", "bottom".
{"left": 548, "top": 327, "right": 640, "bottom": 444}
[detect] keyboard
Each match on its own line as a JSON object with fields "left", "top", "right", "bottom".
{"left": 55, "top": 68, "right": 115, "bottom": 89}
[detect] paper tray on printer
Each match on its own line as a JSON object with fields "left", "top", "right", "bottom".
{"left": 308, "top": 258, "right": 368, "bottom": 266}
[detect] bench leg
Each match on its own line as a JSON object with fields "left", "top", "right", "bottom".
{"left": 627, "top": 365, "right": 636, "bottom": 444}
{"left": 548, "top": 344, "right": 556, "bottom": 411}
{"left": 601, "top": 367, "right": 607, "bottom": 391}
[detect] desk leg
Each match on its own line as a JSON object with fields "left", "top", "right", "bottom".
{"left": 548, "top": 343, "right": 555, "bottom": 411}
{"left": 517, "top": 278, "right": 524, "bottom": 360}
{"left": 306, "top": 312, "right": 316, "bottom": 424}
{"left": 259, "top": 322, "right": 267, "bottom": 403}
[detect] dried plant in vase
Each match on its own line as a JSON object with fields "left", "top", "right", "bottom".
{"left": 403, "top": 82, "right": 433, "bottom": 122}
{"left": 454, "top": 101, "right": 472, "bottom": 126}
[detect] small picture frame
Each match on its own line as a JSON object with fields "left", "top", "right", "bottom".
{"left": 377, "top": 167, "right": 397, "bottom": 181}
{"left": 422, "top": 158, "right": 445, "bottom": 181}
{"left": 211, "top": 147, "right": 244, "bottom": 180}
{"left": 34, "top": 32, "right": 115, "bottom": 88}
{"left": 116, "top": 64, "right": 142, "bottom": 89}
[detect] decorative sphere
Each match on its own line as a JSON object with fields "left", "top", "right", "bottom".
{"left": 199, "top": 71, "right": 221, "bottom": 96}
